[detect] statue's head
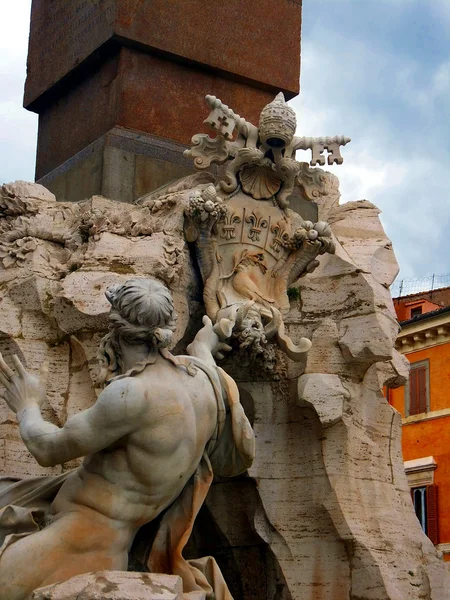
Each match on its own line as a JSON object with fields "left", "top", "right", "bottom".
{"left": 233, "top": 302, "right": 267, "bottom": 354}
{"left": 105, "top": 278, "right": 176, "bottom": 346}
{"left": 97, "top": 278, "right": 176, "bottom": 382}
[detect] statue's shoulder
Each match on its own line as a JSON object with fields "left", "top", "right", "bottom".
{"left": 98, "top": 376, "right": 148, "bottom": 420}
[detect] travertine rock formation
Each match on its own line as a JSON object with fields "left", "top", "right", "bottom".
{"left": 31, "top": 571, "right": 205, "bottom": 600}
{"left": 1, "top": 176, "right": 449, "bottom": 599}
{"left": 233, "top": 173, "right": 450, "bottom": 599}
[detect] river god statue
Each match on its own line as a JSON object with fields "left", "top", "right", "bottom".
{"left": 0, "top": 278, "right": 254, "bottom": 600}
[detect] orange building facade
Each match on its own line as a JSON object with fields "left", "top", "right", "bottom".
{"left": 388, "top": 287, "right": 450, "bottom": 560}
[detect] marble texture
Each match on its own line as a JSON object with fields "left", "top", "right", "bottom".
{"left": 0, "top": 277, "right": 253, "bottom": 600}
{"left": 0, "top": 181, "right": 194, "bottom": 478}
{"left": 0, "top": 182, "right": 255, "bottom": 599}
{"left": 179, "top": 94, "right": 344, "bottom": 371}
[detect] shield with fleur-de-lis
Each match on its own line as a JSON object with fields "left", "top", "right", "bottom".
{"left": 270, "top": 220, "right": 291, "bottom": 256}
{"left": 245, "top": 210, "right": 269, "bottom": 243}
{"left": 220, "top": 211, "right": 242, "bottom": 241}
{"left": 216, "top": 195, "right": 293, "bottom": 265}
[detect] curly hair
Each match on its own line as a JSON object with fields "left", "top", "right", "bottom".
{"left": 97, "top": 278, "right": 177, "bottom": 384}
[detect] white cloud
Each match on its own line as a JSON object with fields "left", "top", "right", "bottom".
{"left": 432, "top": 60, "right": 450, "bottom": 97}
{"left": 289, "top": 8, "right": 450, "bottom": 281}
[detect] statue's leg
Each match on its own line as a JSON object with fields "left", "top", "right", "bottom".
{"left": 0, "top": 507, "right": 130, "bottom": 600}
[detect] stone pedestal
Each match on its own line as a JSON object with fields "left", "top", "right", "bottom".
{"left": 38, "top": 127, "right": 193, "bottom": 204}
{"left": 25, "top": 0, "right": 302, "bottom": 202}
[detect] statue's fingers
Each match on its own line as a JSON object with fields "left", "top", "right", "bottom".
{"left": 219, "top": 343, "right": 232, "bottom": 353}
{"left": 221, "top": 318, "right": 234, "bottom": 338}
{"left": 213, "top": 318, "right": 234, "bottom": 340}
{"left": 0, "top": 353, "right": 14, "bottom": 379}
{"left": 12, "top": 355, "right": 27, "bottom": 378}
{"left": 0, "top": 372, "right": 11, "bottom": 388}
{"left": 202, "top": 315, "right": 213, "bottom": 327}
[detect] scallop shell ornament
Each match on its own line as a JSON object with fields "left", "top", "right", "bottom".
{"left": 239, "top": 165, "right": 281, "bottom": 200}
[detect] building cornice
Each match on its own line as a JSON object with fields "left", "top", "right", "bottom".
{"left": 396, "top": 311, "right": 450, "bottom": 354}
{"left": 402, "top": 407, "right": 450, "bottom": 425}
{"left": 404, "top": 456, "right": 436, "bottom": 473}
{"left": 436, "top": 543, "right": 450, "bottom": 555}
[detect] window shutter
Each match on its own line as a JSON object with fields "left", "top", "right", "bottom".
{"left": 417, "top": 367, "right": 427, "bottom": 413}
{"left": 409, "top": 366, "right": 428, "bottom": 415}
{"left": 409, "top": 369, "right": 419, "bottom": 415}
{"left": 426, "top": 484, "right": 438, "bottom": 544}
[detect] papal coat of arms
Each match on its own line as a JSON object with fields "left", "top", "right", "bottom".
{"left": 181, "top": 93, "right": 350, "bottom": 365}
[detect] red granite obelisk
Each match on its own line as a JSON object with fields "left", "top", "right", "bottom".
{"left": 25, "top": 0, "right": 302, "bottom": 202}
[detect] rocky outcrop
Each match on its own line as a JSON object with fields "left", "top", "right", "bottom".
{"left": 236, "top": 173, "right": 450, "bottom": 599}
{"left": 31, "top": 571, "right": 205, "bottom": 600}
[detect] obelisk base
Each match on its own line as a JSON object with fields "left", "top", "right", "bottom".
{"left": 38, "top": 127, "right": 193, "bottom": 203}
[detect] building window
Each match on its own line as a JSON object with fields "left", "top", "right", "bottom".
{"left": 405, "top": 360, "right": 429, "bottom": 416}
{"left": 410, "top": 306, "right": 422, "bottom": 318}
{"left": 412, "top": 487, "right": 427, "bottom": 532}
{"left": 411, "top": 485, "right": 438, "bottom": 544}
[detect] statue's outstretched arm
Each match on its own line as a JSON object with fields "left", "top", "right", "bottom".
{"left": 187, "top": 316, "right": 233, "bottom": 367}
{"left": 0, "top": 353, "right": 145, "bottom": 467}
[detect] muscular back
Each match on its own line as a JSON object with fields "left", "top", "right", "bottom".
{"left": 51, "top": 356, "right": 219, "bottom": 526}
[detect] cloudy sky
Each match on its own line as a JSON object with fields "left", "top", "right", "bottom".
{"left": 0, "top": 1, "right": 449, "bottom": 285}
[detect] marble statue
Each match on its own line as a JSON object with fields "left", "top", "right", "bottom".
{"left": 0, "top": 278, "right": 254, "bottom": 600}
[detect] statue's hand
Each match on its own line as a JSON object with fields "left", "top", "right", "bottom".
{"left": 0, "top": 353, "right": 49, "bottom": 415}
{"left": 188, "top": 316, "right": 233, "bottom": 362}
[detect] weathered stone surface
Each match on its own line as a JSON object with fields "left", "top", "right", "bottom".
{"left": 1, "top": 176, "right": 450, "bottom": 599}
{"left": 247, "top": 171, "right": 450, "bottom": 599}
{"left": 38, "top": 128, "right": 195, "bottom": 204}
{"left": 204, "top": 172, "right": 449, "bottom": 599}
{"left": 28, "top": 0, "right": 302, "bottom": 184}
{"left": 35, "top": 48, "right": 285, "bottom": 180}
{"left": 297, "top": 373, "right": 350, "bottom": 427}
{"left": 338, "top": 312, "right": 395, "bottom": 365}
{"left": 2, "top": 181, "right": 56, "bottom": 203}
{"left": 31, "top": 571, "right": 188, "bottom": 600}
{"left": 0, "top": 182, "right": 197, "bottom": 477}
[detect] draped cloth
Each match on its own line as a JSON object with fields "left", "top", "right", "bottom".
{"left": 0, "top": 353, "right": 255, "bottom": 600}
